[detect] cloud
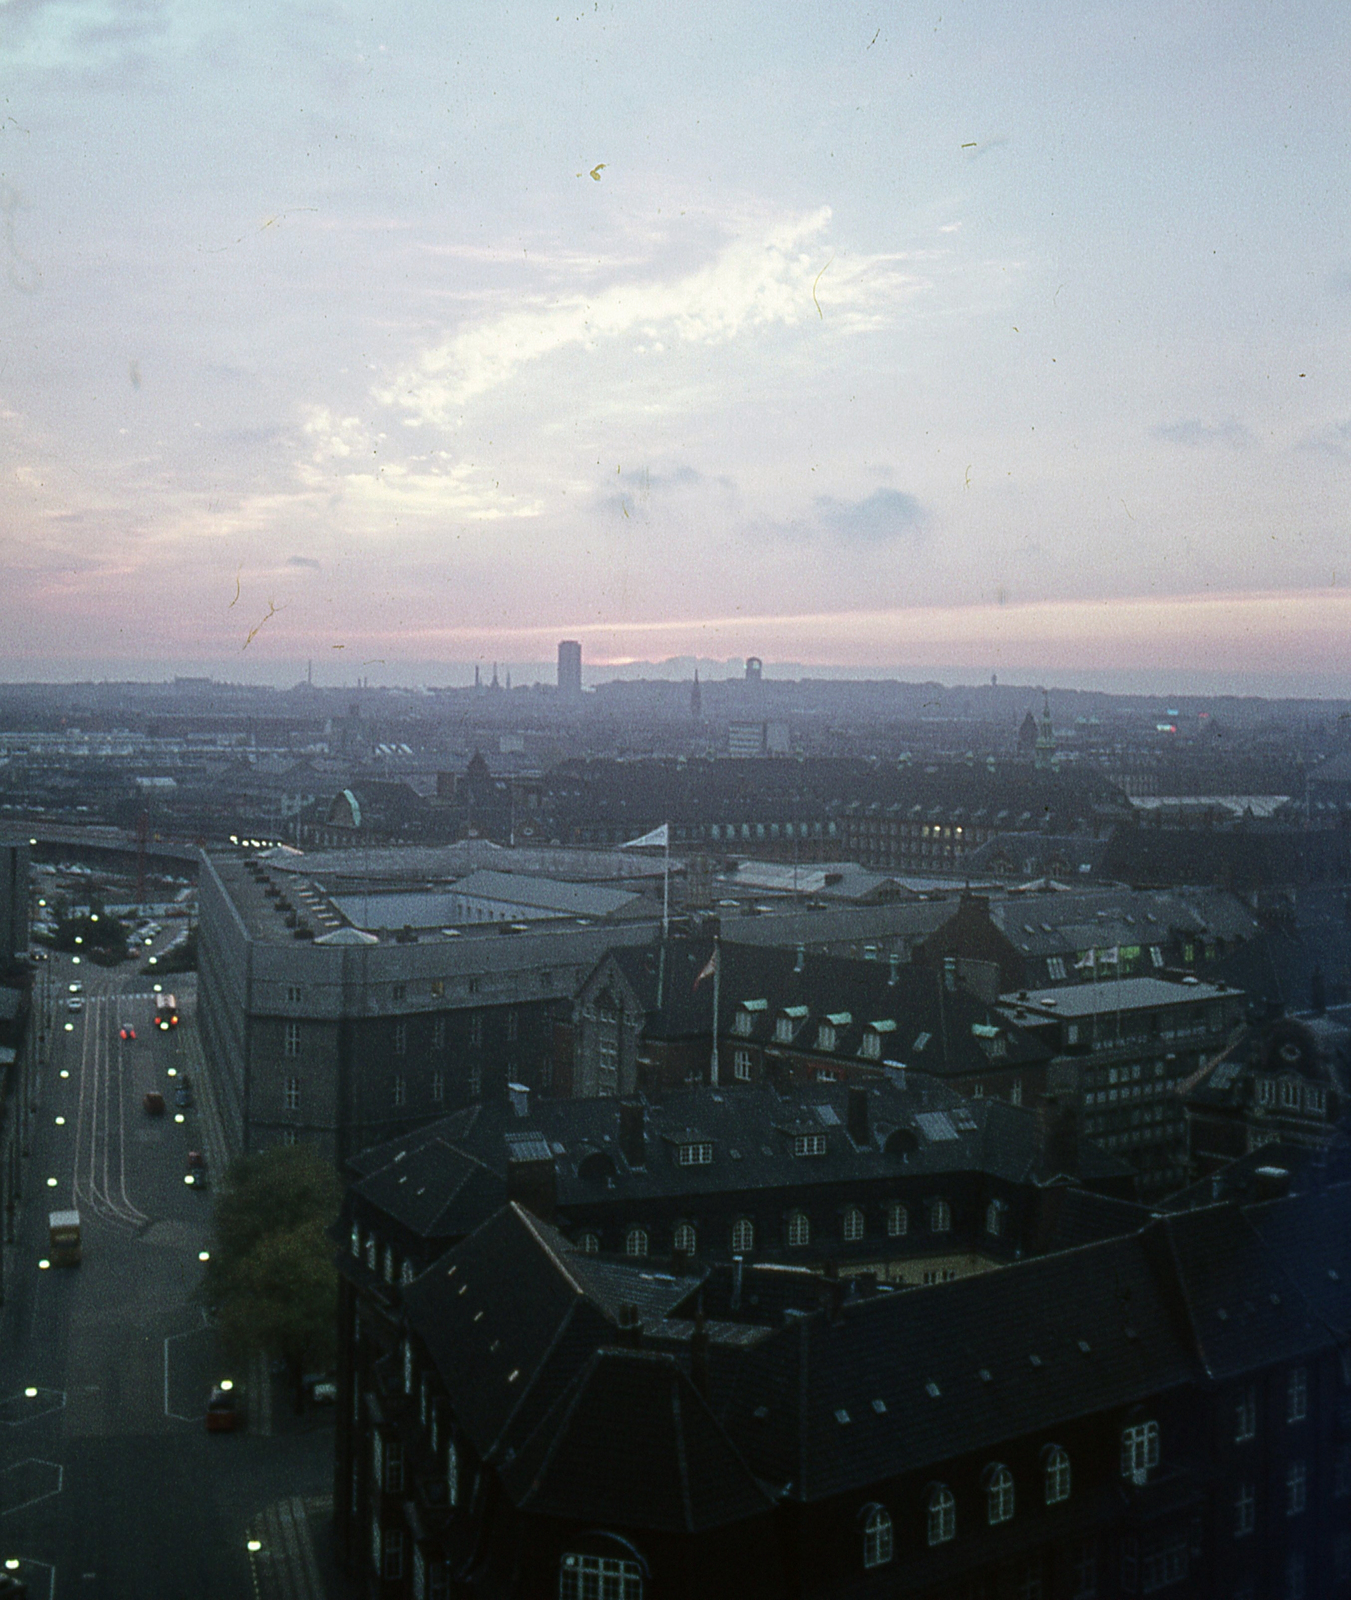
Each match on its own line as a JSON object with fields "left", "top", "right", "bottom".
{"left": 815, "top": 487, "right": 927, "bottom": 540}
{"left": 1298, "top": 419, "right": 1351, "bottom": 458}
{"left": 287, "top": 555, "right": 321, "bottom": 569}
{"left": 1151, "top": 417, "right": 1253, "bottom": 450}
{"left": 1328, "top": 268, "right": 1351, "bottom": 296}
{"left": 374, "top": 210, "right": 929, "bottom": 429}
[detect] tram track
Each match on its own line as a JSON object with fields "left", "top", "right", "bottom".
{"left": 71, "top": 993, "right": 149, "bottom": 1231}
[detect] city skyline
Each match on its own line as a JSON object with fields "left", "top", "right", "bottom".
{"left": 3, "top": 2, "right": 1349, "bottom": 691}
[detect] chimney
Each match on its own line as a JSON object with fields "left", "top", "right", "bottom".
{"left": 847, "top": 1085, "right": 870, "bottom": 1146}
{"left": 616, "top": 1302, "right": 643, "bottom": 1347}
{"left": 1034, "top": 1093, "right": 1079, "bottom": 1177}
{"left": 506, "top": 1154, "right": 557, "bottom": 1223}
{"left": 690, "top": 1305, "right": 710, "bottom": 1397}
{"left": 619, "top": 1099, "right": 646, "bottom": 1167}
{"left": 507, "top": 1082, "right": 530, "bottom": 1118}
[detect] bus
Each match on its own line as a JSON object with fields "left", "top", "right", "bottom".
{"left": 49, "top": 1209, "right": 81, "bottom": 1266}
{"left": 155, "top": 993, "right": 179, "bottom": 1031}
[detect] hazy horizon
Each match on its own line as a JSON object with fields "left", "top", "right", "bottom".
{"left": 3, "top": 2, "right": 1348, "bottom": 687}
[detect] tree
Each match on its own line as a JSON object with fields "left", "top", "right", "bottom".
{"left": 200, "top": 1144, "right": 339, "bottom": 1413}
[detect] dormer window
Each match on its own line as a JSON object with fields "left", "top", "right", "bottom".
{"left": 1257, "top": 1078, "right": 1275, "bottom": 1106}
{"left": 794, "top": 1132, "right": 827, "bottom": 1157}
{"left": 861, "top": 1032, "right": 880, "bottom": 1060}
{"left": 1280, "top": 1079, "right": 1300, "bottom": 1110}
{"left": 816, "top": 1025, "right": 837, "bottom": 1051}
{"left": 734, "top": 999, "right": 767, "bottom": 1036}
{"left": 775, "top": 1018, "right": 795, "bottom": 1044}
{"left": 1306, "top": 1087, "right": 1326, "bottom": 1115}
{"left": 676, "top": 1141, "right": 713, "bottom": 1166}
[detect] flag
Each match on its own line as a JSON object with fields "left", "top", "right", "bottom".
{"left": 693, "top": 947, "right": 719, "bottom": 990}
{"left": 1099, "top": 946, "right": 1119, "bottom": 966}
{"left": 1074, "top": 950, "right": 1096, "bottom": 971}
{"left": 620, "top": 822, "right": 669, "bottom": 850}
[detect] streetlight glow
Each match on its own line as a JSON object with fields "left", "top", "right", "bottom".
{"left": 37, "top": 1260, "right": 49, "bottom": 1271}
{"left": 45, "top": 1177, "right": 57, "bottom": 1188}
{"left": 63, "top": 1023, "right": 73, "bottom": 1033}
{"left": 246, "top": 1539, "right": 261, "bottom": 1553}
{"left": 23, "top": 1388, "right": 36, "bottom": 1399}
{"left": 174, "top": 1113, "right": 185, "bottom": 1124}
{"left": 199, "top": 1250, "right": 210, "bottom": 1261}
{"left": 54, "top": 1116, "right": 64, "bottom": 1126}
{"left": 59, "top": 1068, "right": 69, "bottom": 1078}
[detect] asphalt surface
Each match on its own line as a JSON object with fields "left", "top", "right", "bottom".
{"left": 0, "top": 948, "right": 339, "bottom": 1599}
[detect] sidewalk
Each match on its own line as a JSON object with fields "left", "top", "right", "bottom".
{"left": 247, "top": 1494, "right": 336, "bottom": 1600}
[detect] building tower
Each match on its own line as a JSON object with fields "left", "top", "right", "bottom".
{"left": 745, "top": 656, "right": 763, "bottom": 682}
{"left": 690, "top": 669, "right": 702, "bottom": 720}
{"left": 558, "top": 640, "right": 582, "bottom": 697}
{"left": 1034, "top": 691, "right": 1057, "bottom": 771}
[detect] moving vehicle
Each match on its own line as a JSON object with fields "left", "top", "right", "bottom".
{"left": 67, "top": 981, "right": 83, "bottom": 994}
{"left": 206, "top": 1381, "right": 243, "bottom": 1432}
{"left": 154, "top": 993, "right": 179, "bottom": 1031}
{"left": 48, "top": 1210, "right": 81, "bottom": 1266}
{"left": 119, "top": 1024, "right": 137, "bottom": 1041}
{"left": 66, "top": 997, "right": 83, "bottom": 1012}
{"left": 174, "top": 1082, "right": 192, "bottom": 1108}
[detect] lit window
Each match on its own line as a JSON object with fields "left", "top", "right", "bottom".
{"left": 559, "top": 1555, "right": 642, "bottom": 1600}
{"left": 284, "top": 1076, "right": 300, "bottom": 1111}
{"left": 1235, "top": 1386, "right": 1256, "bottom": 1442}
{"left": 284, "top": 1020, "right": 300, "bottom": 1058}
{"left": 787, "top": 1210, "right": 810, "bottom": 1247}
{"left": 731, "top": 1217, "right": 754, "bottom": 1254}
{"left": 862, "top": 1504, "right": 893, "bottom": 1569}
{"left": 673, "top": 1222, "right": 696, "bottom": 1257}
{"left": 886, "top": 1201, "right": 908, "bottom": 1237}
{"left": 1287, "top": 1367, "right": 1307, "bottom": 1422}
{"left": 843, "top": 1206, "right": 865, "bottom": 1243}
{"left": 1234, "top": 1480, "right": 1255, "bottom": 1537}
{"left": 927, "top": 1483, "right": 956, "bottom": 1546}
{"left": 1120, "top": 1420, "right": 1159, "bottom": 1483}
{"left": 929, "top": 1199, "right": 952, "bottom": 1233}
{"left": 625, "top": 1227, "right": 649, "bottom": 1258}
{"left": 1286, "top": 1459, "right": 1306, "bottom": 1516}
{"left": 985, "top": 1463, "right": 1014, "bottom": 1525}
{"left": 1043, "top": 1445, "right": 1071, "bottom": 1505}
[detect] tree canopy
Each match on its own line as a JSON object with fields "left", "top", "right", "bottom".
{"left": 201, "top": 1143, "right": 340, "bottom": 1411}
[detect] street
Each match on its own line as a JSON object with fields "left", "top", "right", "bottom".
{"left": 0, "top": 949, "right": 338, "bottom": 1598}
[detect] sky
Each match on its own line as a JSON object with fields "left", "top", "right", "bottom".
{"left": 1, "top": 0, "right": 1349, "bottom": 692}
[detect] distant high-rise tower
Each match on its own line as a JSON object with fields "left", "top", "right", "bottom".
{"left": 745, "top": 656, "right": 763, "bottom": 682}
{"left": 558, "top": 640, "right": 582, "bottom": 697}
{"left": 690, "top": 669, "right": 702, "bottom": 719}
{"left": 1034, "top": 691, "right": 1057, "bottom": 770}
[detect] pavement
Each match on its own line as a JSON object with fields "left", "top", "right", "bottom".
{"left": 0, "top": 949, "right": 342, "bottom": 1598}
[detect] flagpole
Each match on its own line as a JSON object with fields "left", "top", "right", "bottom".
{"left": 710, "top": 932, "right": 721, "bottom": 1087}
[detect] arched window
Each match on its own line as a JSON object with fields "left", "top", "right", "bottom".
{"left": 930, "top": 1199, "right": 952, "bottom": 1233}
{"left": 985, "top": 1463, "right": 1015, "bottom": 1524}
{"left": 560, "top": 1553, "right": 643, "bottom": 1600}
{"left": 985, "top": 1199, "right": 1005, "bottom": 1237}
{"left": 862, "top": 1504, "right": 893, "bottom": 1568}
{"left": 886, "top": 1201, "right": 908, "bottom": 1237}
{"left": 787, "top": 1210, "right": 811, "bottom": 1247}
{"left": 577, "top": 1231, "right": 600, "bottom": 1254}
{"left": 673, "top": 1222, "right": 697, "bottom": 1257}
{"left": 1043, "top": 1444, "right": 1071, "bottom": 1504}
{"left": 731, "top": 1217, "right": 754, "bottom": 1254}
{"left": 843, "top": 1206, "right": 865, "bottom": 1243}
{"left": 927, "top": 1483, "right": 956, "bottom": 1546}
{"left": 625, "top": 1226, "right": 649, "bottom": 1259}
{"left": 400, "top": 1259, "right": 415, "bottom": 1286}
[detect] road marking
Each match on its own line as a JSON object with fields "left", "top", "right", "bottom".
{"left": 163, "top": 1310, "right": 210, "bottom": 1422}
{"left": 71, "top": 996, "right": 148, "bottom": 1231}
{"left": 0, "top": 1459, "right": 64, "bottom": 1515}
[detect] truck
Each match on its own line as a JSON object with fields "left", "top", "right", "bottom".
{"left": 48, "top": 1210, "right": 81, "bottom": 1266}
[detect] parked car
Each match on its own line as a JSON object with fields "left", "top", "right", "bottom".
{"left": 66, "top": 997, "right": 83, "bottom": 1013}
{"left": 174, "top": 1083, "right": 192, "bottom": 1108}
{"left": 143, "top": 1091, "right": 165, "bottom": 1116}
{"left": 205, "top": 1381, "right": 243, "bottom": 1433}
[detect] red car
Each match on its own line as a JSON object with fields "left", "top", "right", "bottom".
{"left": 119, "top": 1025, "right": 136, "bottom": 1041}
{"left": 206, "top": 1382, "right": 242, "bottom": 1432}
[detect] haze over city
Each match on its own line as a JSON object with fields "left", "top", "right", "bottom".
{"left": 3, "top": 0, "right": 1349, "bottom": 693}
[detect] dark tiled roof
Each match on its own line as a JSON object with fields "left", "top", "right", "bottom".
{"left": 501, "top": 1348, "right": 775, "bottom": 1531}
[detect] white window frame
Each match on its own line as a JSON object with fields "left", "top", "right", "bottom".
{"left": 1120, "top": 1420, "right": 1159, "bottom": 1484}
{"left": 284, "top": 1020, "right": 300, "bottom": 1058}
{"left": 673, "top": 1222, "right": 696, "bottom": 1257}
{"left": 1286, "top": 1459, "right": 1306, "bottom": 1516}
{"left": 559, "top": 1554, "right": 643, "bottom": 1600}
{"left": 431, "top": 1069, "right": 444, "bottom": 1103}
{"left": 392, "top": 1073, "right": 406, "bottom": 1108}
{"left": 730, "top": 1217, "right": 754, "bottom": 1254}
{"left": 793, "top": 1133, "right": 827, "bottom": 1157}
{"left": 786, "top": 1210, "right": 811, "bottom": 1248}
{"left": 394, "top": 1020, "right": 407, "bottom": 1057}
{"left": 843, "top": 1206, "right": 865, "bottom": 1243}
{"left": 1044, "top": 1444, "right": 1071, "bottom": 1505}
{"left": 284, "top": 1076, "right": 300, "bottom": 1112}
{"left": 1234, "top": 1480, "right": 1255, "bottom": 1537}
{"left": 1287, "top": 1367, "right": 1308, "bottom": 1423}
{"left": 927, "top": 1483, "right": 956, "bottom": 1546}
{"left": 930, "top": 1198, "right": 952, "bottom": 1233}
{"left": 985, "top": 1463, "right": 1015, "bottom": 1525}
{"left": 624, "top": 1226, "right": 648, "bottom": 1259}
{"left": 733, "top": 1048, "right": 752, "bottom": 1081}
{"left": 433, "top": 1017, "right": 446, "bottom": 1050}
{"left": 862, "top": 1504, "right": 893, "bottom": 1569}
{"left": 886, "top": 1201, "right": 908, "bottom": 1237}
{"left": 676, "top": 1142, "right": 713, "bottom": 1166}
{"left": 1235, "top": 1386, "right": 1257, "bottom": 1442}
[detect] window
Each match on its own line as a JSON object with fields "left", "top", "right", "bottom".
{"left": 350, "top": 1222, "right": 361, "bottom": 1258}
{"left": 929, "top": 1199, "right": 952, "bottom": 1233}
{"left": 392, "top": 1073, "right": 406, "bottom": 1108}
{"left": 733, "top": 1009, "right": 754, "bottom": 1036}
{"left": 1279, "top": 1078, "right": 1300, "bottom": 1109}
{"left": 284, "top": 1020, "right": 300, "bottom": 1058}
{"left": 843, "top": 1206, "right": 865, "bottom": 1243}
{"left": 861, "top": 1031, "right": 881, "bottom": 1060}
{"left": 787, "top": 1210, "right": 810, "bottom": 1247}
{"left": 677, "top": 1142, "right": 713, "bottom": 1166}
{"left": 386, "top": 1436, "right": 405, "bottom": 1494}
{"left": 817, "top": 1024, "right": 837, "bottom": 1051}
{"left": 280, "top": 1128, "right": 297, "bottom": 1146}
{"left": 382, "top": 1527, "right": 404, "bottom": 1581}
{"left": 284, "top": 1076, "right": 300, "bottom": 1111}
{"left": 430, "top": 978, "right": 445, "bottom": 999}
{"left": 862, "top": 1505, "right": 893, "bottom": 1569}
{"left": 731, "top": 1217, "right": 754, "bottom": 1254}
{"left": 673, "top": 1222, "right": 696, "bottom": 1257}
{"left": 1072, "top": 1543, "right": 1097, "bottom": 1599}
{"left": 469, "top": 1013, "right": 483, "bottom": 1046}
{"left": 365, "top": 1234, "right": 377, "bottom": 1271}
{"left": 1286, "top": 1459, "right": 1306, "bottom": 1516}
{"left": 886, "top": 1201, "right": 908, "bottom": 1237}
{"left": 1043, "top": 1445, "right": 1071, "bottom": 1504}
{"left": 1257, "top": 1078, "right": 1275, "bottom": 1106}
{"left": 774, "top": 1017, "right": 796, "bottom": 1044}
{"left": 1287, "top": 1367, "right": 1307, "bottom": 1422}
{"left": 286, "top": 984, "right": 302, "bottom": 1003}
{"left": 577, "top": 1232, "right": 600, "bottom": 1254}
{"left": 625, "top": 1226, "right": 648, "bottom": 1258}
{"left": 559, "top": 1554, "right": 642, "bottom": 1600}
{"left": 985, "top": 1463, "right": 1015, "bottom": 1525}
{"left": 446, "top": 1435, "right": 458, "bottom": 1506}
{"left": 1284, "top": 1554, "right": 1305, "bottom": 1600}
{"left": 383, "top": 1245, "right": 396, "bottom": 1284}
{"left": 1121, "top": 1420, "right": 1159, "bottom": 1483}
{"left": 793, "top": 1133, "right": 827, "bottom": 1157}
{"left": 1010, "top": 1078, "right": 1022, "bottom": 1105}
{"left": 469, "top": 1062, "right": 481, "bottom": 1099}
{"left": 1234, "top": 1480, "right": 1255, "bottom": 1537}
{"left": 431, "top": 1069, "right": 444, "bottom": 1103}
{"left": 1047, "top": 956, "right": 1067, "bottom": 981}
{"left": 986, "top": 1199, "right": 1005, "bottom": 1237}
{"left": 506, "top": 1009, "right": 518, "bottom": 1042}
{"left": 394, "top": 1020, "right": 407, "bottom": 1056}
{"left": 392, "top": 983, "right": 407, "bottom": 1002}
{"left": 733, "top": 1048, "right": 752, "bottom": 1082}
{"left": 433, "top": 1017, "right": 446, "bottom": 1050}
{"left": 1235, "top": 1386, "right": 1256, "bottom": 1442}
{"left": 1141, "top": 1540, "right": 1187, "bottom": 1592}
{"left": 402, "top": 1259, "right": 415, "bottom": 1286}
{"left": 401, "top": 1338, "right": 413, "bottom": 1393}
{"left": 926, "top": 1484, "right": 956, "bottom": 1546}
